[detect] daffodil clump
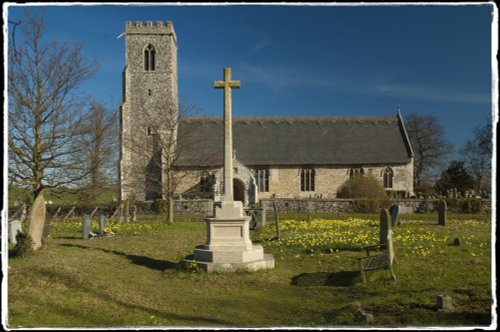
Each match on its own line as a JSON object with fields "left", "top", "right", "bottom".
{"left": 259, "top": 217, "right": 491, "bottom": 258}
{"left": 262, "top": 218, "right": 380, "bottom": 253}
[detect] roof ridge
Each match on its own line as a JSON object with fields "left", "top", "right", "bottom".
{"left": 181, "top": 115, "right": 397, "bottom": 123}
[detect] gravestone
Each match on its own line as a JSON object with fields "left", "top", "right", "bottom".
{"left": 27, "top": 193, "right": 46, "bottom": 251}
{"left": 8, "top": 220, "right": 23, "bottom": 244}
{"left": 437, "top": 295, "right": 453, "bottom": 310}
{"left": 379, "top": 208, "right": 391, "bottom": 246}
{"left": 389, "top": 204, "right": 400, "bottom": 227}
{"left": 42, "top": 216, "right": 51, "bottom": 237}
{"left": 98, "top": 214, "right": 106, "bottom": 237}
{"left": 438, "top": 200, "right": 447, "bottom": 226}
{"left": 82, "top": 215, "right": 92, "bottom": 240}
{"left": 453, "top": 238, "right": 461, "bottom": 246}
{"left": 184, "top": 67, "right": 274, "bottom": 272}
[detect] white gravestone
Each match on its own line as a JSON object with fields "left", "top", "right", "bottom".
{"left": 9, "top": 220, "right": 23, "bottom": 244}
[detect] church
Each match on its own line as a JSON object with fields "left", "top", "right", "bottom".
{"left": 119, "top": 21, "right": 414, "bottom": 205}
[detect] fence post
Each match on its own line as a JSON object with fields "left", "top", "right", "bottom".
{"left": 63, "top": 206, "right": 76, "bottom": 221}
{"left": 273, "top": 200, "right": 281, "bottom": 240}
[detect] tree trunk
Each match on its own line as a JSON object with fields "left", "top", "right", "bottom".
{"left": 167, "top": 196, "right": 174, "bottom": 223}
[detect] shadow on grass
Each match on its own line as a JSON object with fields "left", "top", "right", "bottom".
{"left": 291, "top": 271, "right": 360, "bottom": 287}
{"left": 59, "top": 244, "right": 177, "bottom": 271}
{"left": 27, "top": 267, "right": 234, "bottom": 327}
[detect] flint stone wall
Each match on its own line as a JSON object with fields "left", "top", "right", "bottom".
{"left": 9, "top": 198, "right": 491, "bottom": 219}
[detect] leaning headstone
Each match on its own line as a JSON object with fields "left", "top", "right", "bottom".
{"left": 437, "top": 295, "right": 453, "bottom": 310}
{"left": 98, "top": 214, "right": 106, "bottom": 237}
{"left": 379, "top": 208, "right": 391, "bottom": 246}
{"left": 82, "top": 215, "right": 92, "bottom": 240}
{"left": 8, "top": 220, "right": 23, "bottom": 244}
{"left": 389, "top": 204, "right": 400, "bottom": 227}
{"left": 42, "top": 216, "right": 51, "bottom": 237}
{"left": 27, "top": 193, "right": 46, "bottom": 251}
{"left": 438, "top": 200, "right": 447, "bottom": 226}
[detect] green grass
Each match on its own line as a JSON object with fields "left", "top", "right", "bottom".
{"left": 7, "top": 214, "right": 493, "bottom": 328}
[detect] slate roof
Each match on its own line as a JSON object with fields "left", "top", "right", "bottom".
{"left": 175, "top": 115, "right": 413, "bottom": 167}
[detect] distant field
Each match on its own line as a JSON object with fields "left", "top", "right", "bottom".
{"left": 7, "top": 214, "right": 493, "bottom": 328}
{"left": 8, "top": 187, "right": 119, "bottom": 207}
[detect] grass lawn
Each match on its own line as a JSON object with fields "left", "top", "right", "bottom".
{"left": 6, "top": 213, "right": 493, "bottom": 328}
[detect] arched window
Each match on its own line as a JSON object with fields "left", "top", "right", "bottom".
{"left": 383, "top": 167, "right": 394, "bottom": 189}
{"left": 300, "top": 168, "right": 315, "bottom": 192}
{"left": 144, "top": 44, "right": 155, "bottom": 71}
{"left": 349, "top": 167, "right": 365, "bottom": 178}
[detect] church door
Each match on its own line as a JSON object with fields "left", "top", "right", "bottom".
{"left": 233, "top": 179, "right": 245, "bottom": 203}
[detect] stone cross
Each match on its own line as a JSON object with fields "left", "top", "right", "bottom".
{"left": 215, "top": 67, "right": 240, "bottom": 202}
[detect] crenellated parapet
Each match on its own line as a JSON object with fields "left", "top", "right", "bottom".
{"left": 125, "top": 20, "right": 177, "bottom": 44}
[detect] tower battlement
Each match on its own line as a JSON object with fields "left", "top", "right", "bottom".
{"left": 125, "top": 20, "right": 176, "bottom": 43}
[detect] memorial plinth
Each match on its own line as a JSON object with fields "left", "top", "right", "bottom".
{"left": 183, "top": 68, "right": 274, "bottom": 272}
{"left": 185, "top": 201, "right": 274, "bottom": 272}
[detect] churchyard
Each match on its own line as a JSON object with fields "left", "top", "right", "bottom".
{"left": 7, "top": 211, "right": 492, "bottom": 328}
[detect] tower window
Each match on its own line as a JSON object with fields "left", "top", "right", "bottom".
{"left": 300, "top": 168, "right": 315, "bottom": 192}
{"left": 144, "top": 44, "right": 156, "bottom": 71}
{"left": 383, "top": 167, "right": 394, "bottom": 189}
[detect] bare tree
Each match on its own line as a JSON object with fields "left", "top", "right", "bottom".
{"left": 8, "top": 9, "right": 98, "bottom": 249}
{"left": 405, "top": 113, "right": 454, "bottom": 190}
{"left": 460, "top": 118, "right": 493, "bottom": 192}
{"left": 76, "top": 101, "right": 119, "bottom": 204}
{"left": 122, "top": 96, "right": 213, "bottom": 223}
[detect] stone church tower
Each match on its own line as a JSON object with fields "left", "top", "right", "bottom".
{"left": 119, "top": 21, "right": 178, "bottom": 201}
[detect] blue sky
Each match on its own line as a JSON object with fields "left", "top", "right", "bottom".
{"left": 5, "top": 3, "right": 496, "bottom": 160}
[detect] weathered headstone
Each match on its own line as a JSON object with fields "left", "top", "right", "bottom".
{"left": 98, "top": 214, "right": 106, "bottom": 237}
{"left": 27, "top": 193, "right": 46, "bottom": 251}
{"left": 437, "top": 294, "right": 453, "bottom": 310}
{"left": 453, "top": 238, "right": 461, "bottom": 246}
{"left": 389, "top": 204, "right": 400, "bottom": 227}
{"left": 82, "top": 215, "right": 92, "bottom": 240}
{"left": 42, "top": 216, "right": 51, "bottom": 237}
{"left": 438, "top": 200, "right": 447, "bottom": 226}
{"left": 379, "top": 208, "right": 391, "bottom": 246}
{"left": 8, "top": 220, "right": 23, "bottom": 244}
